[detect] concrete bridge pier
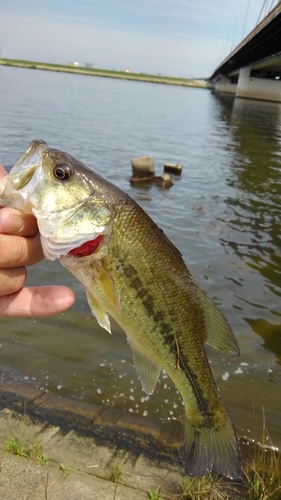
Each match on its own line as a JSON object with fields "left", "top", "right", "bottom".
{"left": 236, "top": 66, "right": 281, "bottom": 102}
{"left": 213, "top": 67, "right": 281, "bottom": 103}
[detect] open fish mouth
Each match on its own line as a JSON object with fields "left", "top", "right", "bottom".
{"left": 8, "top": 140, "right": 46, "bottom": 180}
{"left": 0, "top": 140, "right": 47, "bottom": 210}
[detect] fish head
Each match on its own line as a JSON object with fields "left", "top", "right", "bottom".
{"left": 0, "top": 140, "right": 113, "bottom": 260}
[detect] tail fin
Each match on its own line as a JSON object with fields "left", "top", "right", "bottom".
{"left": 184, "top": 410, "right": 241, "bottom": 479}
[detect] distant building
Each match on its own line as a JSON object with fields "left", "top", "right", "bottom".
{"left": 125, "top": 68, "right": 130, "bottom": 73}
{"left": 69, "top": 62, "right": 79, "bottom": 67}
{"left": 85, "top": 63, "right": 93, "bottom": 68}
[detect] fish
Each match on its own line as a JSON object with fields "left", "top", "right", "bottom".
{"left": 0, "top": 140, "right": 241, "bottom": 479}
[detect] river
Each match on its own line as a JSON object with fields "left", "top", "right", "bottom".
{"left": 0, "top": 65, "right": 280, "bottom": 450}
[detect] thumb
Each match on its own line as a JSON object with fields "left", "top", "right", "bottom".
{"left": 0, "top": 286, "right": 75, "bottom": 317}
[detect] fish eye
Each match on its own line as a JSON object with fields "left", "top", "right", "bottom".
{"left": 53, "top": 163, "right": 73, "bottom": 181}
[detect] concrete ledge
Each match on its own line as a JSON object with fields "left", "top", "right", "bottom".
{"left": 0, "top": 380, "right": 184, "bottom": 468}
{"left": 0, "top": 382, "right": 247, "bottom": 498}
{"left": 0, "top": 407, "right": 183, "bottom": 499}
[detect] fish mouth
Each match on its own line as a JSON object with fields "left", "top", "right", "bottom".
{"left": 9, "top": 140, "right": 46, "bottom": 181}
{"left": 7, "top": 140, "right": 47, "bottom": 190}
{"left": 0, "top": 140, "right": 47, "bottom": 211}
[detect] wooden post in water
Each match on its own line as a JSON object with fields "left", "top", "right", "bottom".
{"left": 130, "top": 156, "right": 155, "bottom": 183}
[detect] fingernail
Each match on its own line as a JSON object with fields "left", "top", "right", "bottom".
{"left": 10, "top": 215, "right": 25, "bottom": 234}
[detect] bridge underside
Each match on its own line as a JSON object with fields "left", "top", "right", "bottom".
{"left": 209, "top": 4, "right": 281, "bottom": 102}
{"left": 212, "top": 53, "right": 281, "bottom": 103}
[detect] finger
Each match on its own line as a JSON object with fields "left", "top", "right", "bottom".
{"left": 0, "top": 163, "right": 7, "bottom": 195}
{"left": 0, "top": 207, "right": 38, "bottom": 237}
{"left": 0, "top": 163, "right": 7, "bottom": 179}
{"left": 0, "top": 286, "right": 75, "bottom": 317}
{"left": 0, "top": 267, "right": 27, "bottom": 296}
{"left": 0, "top": 233, "right": 44, "bottom": 267}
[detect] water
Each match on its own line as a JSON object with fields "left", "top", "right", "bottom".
{"left": 0, "top": 66, "right": 280, "bottom": 448}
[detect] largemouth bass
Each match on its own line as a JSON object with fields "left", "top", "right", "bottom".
{"left": 0, "top": 140, "right": 241, "bottom": 478}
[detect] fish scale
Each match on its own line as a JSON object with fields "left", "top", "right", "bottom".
{"left": 106, "top": 198, "right": 228, "bottom": 409}
{"left": 0, "top": 140, "right": 241, "bottom": 479}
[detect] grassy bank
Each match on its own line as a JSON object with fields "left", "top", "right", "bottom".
{"left": 0, "top": 57, "right": 207, "bottom": 88}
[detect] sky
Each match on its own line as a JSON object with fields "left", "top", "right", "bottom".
{"left": 0, "top": 1, "right": 277, "bottom": 78}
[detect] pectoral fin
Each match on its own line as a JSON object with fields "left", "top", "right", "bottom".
{"left": 86, "top": 290, "right": 111, "bottom": 334}
{"left": 96, "top": 267, "right": 121, "bottom": 314}
{"left": 84, "top": 265, "right": 120, "bottom": 335}
{"left": 128, "top": 340, "right": 161, "bottom": 395}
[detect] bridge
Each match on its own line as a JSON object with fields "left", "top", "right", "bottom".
{"left": 209, "top": 1, "right": 281, "bottom": 102}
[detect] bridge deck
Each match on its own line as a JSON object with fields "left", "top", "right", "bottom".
{"left": 210, "top": 3, "right": 281, "bottom": 79}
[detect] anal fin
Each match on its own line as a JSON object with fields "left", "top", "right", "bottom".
{"left": 197, "top": 288, "right": 240, "bottom": 356}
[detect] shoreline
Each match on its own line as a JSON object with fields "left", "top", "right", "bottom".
{"left": 0, "top": 379, "right": 183, "bottom": 466}
{"left": 0, "top": 380, "right": 278, "bottom": 499}
{"left": 0, "top": 58, "right": 208, "bottom": 88}
{"left": 0, "top": 380, "right": 184, "bottom": 499}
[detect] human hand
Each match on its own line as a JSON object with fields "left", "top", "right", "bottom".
{"left": 0, "top": 162, "right": 75, "bottom": 316}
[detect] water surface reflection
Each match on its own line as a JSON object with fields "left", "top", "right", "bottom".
{"left": 213, "top": 94, "right": 281, "bottom": 365}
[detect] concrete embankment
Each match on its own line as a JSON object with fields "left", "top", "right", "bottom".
{"left": 0, "top": 380, "right": 185, "bottom": 499}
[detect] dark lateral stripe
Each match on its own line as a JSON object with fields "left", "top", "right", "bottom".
{"left": 122, "top": 261, "right": 213, "bottom": 417}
